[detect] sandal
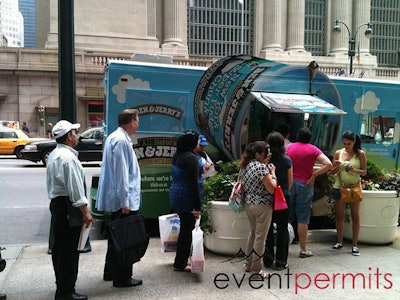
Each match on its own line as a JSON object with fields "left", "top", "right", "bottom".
{"left": 174, "top": 265, "right": 191, "bottom": 272}
{"left": 258, "top": 270, "right": 269, "bottom": 279}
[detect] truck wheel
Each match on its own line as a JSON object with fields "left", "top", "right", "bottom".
{"left": 42, "top": 150, "right": 52, "bottom": 166}
{"left": 14, "top": 146, "right": 24, "bottom": 159}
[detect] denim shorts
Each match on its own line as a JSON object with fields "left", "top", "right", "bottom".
{"left": 332, "top": 188, "right": 341, "bottom": 201}
{"left": 289, "top": 180, "right": 314, "bottom": 224}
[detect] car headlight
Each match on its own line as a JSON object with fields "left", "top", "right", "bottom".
{"left": 24, "top": 144, "right": 38, "bottom": 151}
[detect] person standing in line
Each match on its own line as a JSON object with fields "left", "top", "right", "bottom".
{"left": 47, "top": 123, "right": 54, "bottom": 139}
{"left": 21, "top": 121, "right": 30, "bottom": 134}
{"left": 276, "top": 124, "right": 292, "bottom": 152}
{"left": 330, "top": 130, "right": 366, "bottom": 256}
{"left": 264, "top": 131, "right": 293, "bottom": 270}
{"left": 47, "top": 120, "right": 93, "bottom": 300}
{"left": 241, "top": 141, "right": 277, "bottom": 278}
{"left": 96, "top": 109, "right": 143, "bottom": 287}
{"left": 276, "top": 123, "right": 298, "bottom": 242}
{"left": 287, "top": 127, "right": 332, "bottom": 258}
{"left": 169, "top": 130, "right": 202, "bottom": 272}
{"left": 194, "top": 134, "right": 215, "bottom": 179}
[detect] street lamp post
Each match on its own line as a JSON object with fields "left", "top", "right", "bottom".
{"left": 239, "top": 0, "right": 244, "bottom": 54}
{"left": 332, "top": 20, "right": 373, "bottom": 75}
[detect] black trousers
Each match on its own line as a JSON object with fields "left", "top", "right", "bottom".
{"left": 174, "top": 212, "right": 196, "bottom": 270}
{"left": 104, "top": 210, "right": 137, "bottom": 283}
{"left": 264, "top": 208, "right": 289, "bottom": 268}
{"left": 50, "top": 197, "right": 81, "bottom": 295}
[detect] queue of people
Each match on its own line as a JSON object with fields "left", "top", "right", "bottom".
{"left": 45, "top": 111, "right": 365, "bottom": 298}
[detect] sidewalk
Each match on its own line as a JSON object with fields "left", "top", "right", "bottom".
{"left": 1, "top": 228, "right": 400, "bottom": 300}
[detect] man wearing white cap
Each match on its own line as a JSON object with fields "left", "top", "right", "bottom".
{"left": 46, "top": 120, "right": 93, "bottom": 300}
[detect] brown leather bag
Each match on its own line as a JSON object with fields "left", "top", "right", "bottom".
{"left": 340, "top": 183, "right": 363, "bottom": 203}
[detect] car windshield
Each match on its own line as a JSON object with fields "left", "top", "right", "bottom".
{"left": 79, "top": 128, "right": 103, "bottom": 139}
{"left": 0, "top": 128, "right": 30, "bottom": 139}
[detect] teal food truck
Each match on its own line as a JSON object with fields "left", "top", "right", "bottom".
{"left": 92, "top": 55, "right": 400, "bottom": 222}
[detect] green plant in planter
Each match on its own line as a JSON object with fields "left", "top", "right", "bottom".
{"left": 201, "top": 160, "right": 240, "bottom": 234}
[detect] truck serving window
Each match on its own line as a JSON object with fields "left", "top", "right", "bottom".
{"left": 361, "top": 115, "right": 396, "bottom": 145}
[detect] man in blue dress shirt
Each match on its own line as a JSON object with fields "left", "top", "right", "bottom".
{"left": 96, "top": 109, "right": 143, "bottom": 288}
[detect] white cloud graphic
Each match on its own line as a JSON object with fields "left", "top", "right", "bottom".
{"left": 354, "top": 91, "right": 380, "bottom": 114}
{"left": 111, "top": 75, "right": 151, "bottom": 104}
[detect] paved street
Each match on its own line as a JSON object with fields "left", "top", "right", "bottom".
{"left": 1, "top": 229, "right": 400, "bottom": 299}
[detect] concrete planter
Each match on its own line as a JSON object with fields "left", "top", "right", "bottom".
{"left": 343, "top": 190, "right": 399, "bottom": 245}
{"left": 204, "top": 201, "right": 250, "bottom": 255}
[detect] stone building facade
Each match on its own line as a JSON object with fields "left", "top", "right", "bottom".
{"left": 1, "top": 0, "right": 399, "bottom": 137}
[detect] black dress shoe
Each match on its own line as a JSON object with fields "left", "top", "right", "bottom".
{"left": 113, "top": 278, "right": 143, "bottom": 288}
{"left": 55, "top": 292, "right": 88, "bottom": 300}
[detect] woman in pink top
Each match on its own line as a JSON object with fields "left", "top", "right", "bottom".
{"left": 287, "top": 127, "right": 332, "bottom": 258}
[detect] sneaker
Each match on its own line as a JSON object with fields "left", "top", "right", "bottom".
{"left": 275, "top": 263, "right": 288, "bottom": 270}
{"left": 331, "top": 243, "right": 343, "bottom": 251}
{"left": 352, "top": 247, "right": 360, "bottom": 256}
{"left": 299, "top": 250, "right": 313, "bottom": 258}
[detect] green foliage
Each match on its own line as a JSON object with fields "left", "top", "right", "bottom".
{"left": 201, "top": 160, "right": 240, "bottom": 234}
{"left": 361, "top": 160, "right": 400, "bottom": 192}
{"left": 362, "top": 160, "right": 385, "bottom": 181}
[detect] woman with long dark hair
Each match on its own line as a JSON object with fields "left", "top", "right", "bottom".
{"left": 330, "top": 130, "right": 367, "bottom": 256}
{"left": 264, "top": 131, "right": 293, "bottom": 270}
{"left": 240, "top": 141, "right": 277, "bottom": 278}
{"left": 169, "top": 130, "right": 203, "bottom": 271}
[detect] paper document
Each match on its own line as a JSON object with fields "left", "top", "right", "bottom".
{"left": 78, "top": 223, "right": 92, "bottom": 251}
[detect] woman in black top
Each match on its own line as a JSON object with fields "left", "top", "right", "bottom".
{"left": 169, "top": 130, "right": 202, "bottom": 272}
{"left": 264, "top": 131, "right": 293, "bottom": 270}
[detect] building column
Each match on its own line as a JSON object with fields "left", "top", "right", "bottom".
{"left": 147, "top": 0, "right": 156, "bottom": 38}
{"left": 161, "top": 0, "right": 188, "bottom": 57}
{"left": 260, "top": 0, "right": 283, "bottom": 51}
{"left": 353, "top": 0, "right": 371, "bottom": 55}
{"left": 330, "top": 0, "right": 352, "bottom": 54}
{"left": 286, "top": 0, "right": 305, "bottom": 51}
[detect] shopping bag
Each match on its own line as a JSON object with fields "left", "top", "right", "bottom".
{"left": 158, "top": 213, "right": 180, "bottom": 252}
{"left": 191, "top": 217, "right": 205, "bottom": 273}
{"left": 273, "top": 185, "right": 288, "bottom": 211}
{"left": 108, "top": 214, "right": 150, "bottom": 265}
{"left": 229, "top": 181, "right": 245, "bottom": 212}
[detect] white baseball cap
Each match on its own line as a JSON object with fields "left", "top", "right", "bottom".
{"left": 52, "top": 120, "right": 81, "bottom": 138}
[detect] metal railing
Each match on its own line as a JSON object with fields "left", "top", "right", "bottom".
{"left": 0, "top": 47, "right": 399, "bottom": 80}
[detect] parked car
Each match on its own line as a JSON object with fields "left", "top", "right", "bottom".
{"left": 0, "top": 127, "right": 49, "bottom": 158}
{"left": 21, "top": 127, "right": 104, "bottom": 165}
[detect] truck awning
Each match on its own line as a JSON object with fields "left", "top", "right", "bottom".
{"left": 251, "top": 92, "right": 347, "bottom": 115}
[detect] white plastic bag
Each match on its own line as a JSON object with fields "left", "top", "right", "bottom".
{"left": 288, "top": 223, "right": 295, "bottom": 244}
{"left": 158, "top": 213, "right": 180, "bottom": 252}
{"left": 190, "top": 217, "right": 204, "bottom": 273}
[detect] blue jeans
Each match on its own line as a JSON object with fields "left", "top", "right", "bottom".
{"left": 289, "top": 180, "right": 314, "bottom": 224}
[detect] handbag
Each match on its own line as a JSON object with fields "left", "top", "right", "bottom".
{"left": 274, "top": 184, "right": 288, "bottom": 211}
{"left": 338, "top": 168, "right": 363, "bottom": 203}
{"left": 108, "top": 214, "right": 150, "bottom": 264}
{"left": 340, "top": 183, "right": 363, "bottom": 203}
{"left": 158, "top": 213, "right": 180, "bottom": 252}
{"left": 229, "top": 171, "right": 245, "bottom": 212}
{"left": 190, "top": 217, "right": 205, "bottom": 273}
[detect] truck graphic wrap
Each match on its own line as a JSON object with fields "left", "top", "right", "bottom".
{"left": 194, "top": 55, "right": 344, "bottom": 160}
